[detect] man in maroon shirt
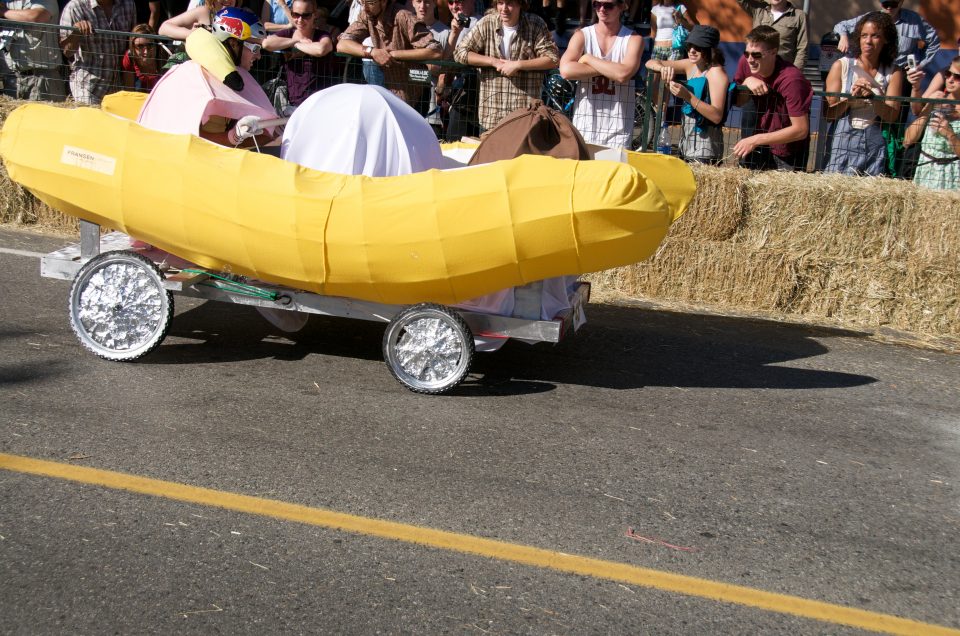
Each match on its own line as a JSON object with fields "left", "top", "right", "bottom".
{"left": 733, "top": 25, "right": 812, "bottom": 171}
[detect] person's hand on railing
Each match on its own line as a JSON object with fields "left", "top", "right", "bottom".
{"left": 741, "top": 76, "right": 768, "bottom": 96}
{"left": 72, "top": 20, "right": 94, "bottom": 36}
{"left": 371, "top": 47, "right": 393, "bottom": 67}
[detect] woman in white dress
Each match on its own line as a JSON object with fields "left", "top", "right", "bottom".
{"left": 559, "top": 0, "right": 643, "bottom": 148}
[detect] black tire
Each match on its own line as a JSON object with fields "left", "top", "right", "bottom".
{"left": 382, "top": 303, "right": 474, "bottom": 394}
{"left": 68, "top": 250, "right": 173, "bottom": 361}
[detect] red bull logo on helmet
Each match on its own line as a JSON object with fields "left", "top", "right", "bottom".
{"left": 217, "top": 16, "right": 251, "bottom": 40}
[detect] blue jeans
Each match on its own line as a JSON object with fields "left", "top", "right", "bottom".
{"left": 362, "top": 59, "right": 385, "bottom": 87}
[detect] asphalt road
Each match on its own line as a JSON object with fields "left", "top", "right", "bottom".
{"left": 1, "top": 226, "right": 958, "bottom": 635}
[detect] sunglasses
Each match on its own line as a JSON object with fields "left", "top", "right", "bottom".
{"left": 243, "top": 42, "right": 261, "bottom": 54}
{"left": 592, "top": 0, "right": 619, "bottom": 9}
{"left": 743, "top": 50, "right": 771, "bottom": 60}
{"left": 880, "top": 0, "right": 898, "bottom": 7}
{"left": 291, "top": 10, "right": 313, "bottom": 18}
{"left": 944, "top": 70, "right": 960, "bottom": 81}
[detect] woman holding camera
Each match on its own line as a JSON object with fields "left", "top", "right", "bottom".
{"left": 823, "top": 11, "right": 903, "bottom": 176}
{"left": 904, "top": 56, "right": 960, "bottom": 191}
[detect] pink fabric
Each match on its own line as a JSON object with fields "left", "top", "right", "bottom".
{"left": 136, "top": 61, "right": 277, "bottom": 136}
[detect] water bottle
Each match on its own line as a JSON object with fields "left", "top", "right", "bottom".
{"left": 656, "top": 123, "right": 671, "bottom": 155}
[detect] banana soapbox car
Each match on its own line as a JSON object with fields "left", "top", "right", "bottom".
{"left": 2, "top": 85, "right": 694, "bottom": 394}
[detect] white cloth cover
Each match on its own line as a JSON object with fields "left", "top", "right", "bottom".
{"left": 280, "top": 84, "right": 444, "bottom": 177}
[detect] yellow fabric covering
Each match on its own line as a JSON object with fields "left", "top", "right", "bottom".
{"left": 101, "top": 91, "right": 149, "bottom": 121}
{"left": 0, "top": 104, "right": 695, "bottom": 304}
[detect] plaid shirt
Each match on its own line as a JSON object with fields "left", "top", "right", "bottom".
{"left": 59, "top": 0, "right": 135, "bottom": 104}
{"left": 453, "top": 12, "right": 558, "bottom": 131}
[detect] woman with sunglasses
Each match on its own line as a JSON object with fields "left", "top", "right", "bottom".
{"left": 644, "top": 24, "right": 726, "bottom": 163}
{"left": 904, "top": 56, "right": 960, "bottom": 191}
{"left": 907, "top": 41, "right": 960, "bottom": 118}
{"left": 122, "top": 24, "right": 165, "bottom": 92}
{"left": 263, "top": 0, "right": 339, "bottom": 111}
{"left": 559, "top": 0, "right": 642, "bottom": 148}
{"left": 823, "top": 11, "right": 903, "bottom": 176}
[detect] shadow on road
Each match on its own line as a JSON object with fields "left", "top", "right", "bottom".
{"left": 144, "top": 300, "right": 876, "bottom": 394}
{"left": 0, "top": 360, "right": 68, "bottom": 386}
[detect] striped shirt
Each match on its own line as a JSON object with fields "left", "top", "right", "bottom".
{"left": 453, "top": 12, "right": 558, "bottom": 131}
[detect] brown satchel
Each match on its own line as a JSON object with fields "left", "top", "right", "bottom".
{"left": 467, "top": 100, "right": 590, "bottom": 165}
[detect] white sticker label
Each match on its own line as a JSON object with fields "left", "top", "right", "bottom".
{"left": 60, "top": 145, "right": 116, "bottom": 176}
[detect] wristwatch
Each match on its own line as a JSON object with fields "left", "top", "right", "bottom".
{"left": 364, "top": 45, "right": 374, "bottom": 58}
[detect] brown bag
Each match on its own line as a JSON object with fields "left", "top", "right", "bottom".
{"left": 467, "top": 100, "right": 590, "bottom": 165}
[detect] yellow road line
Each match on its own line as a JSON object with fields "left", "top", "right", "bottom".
{"left": 1, "top": 452, "right": 956, "bottom": 636}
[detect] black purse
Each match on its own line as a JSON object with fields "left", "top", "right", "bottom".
{"left": 262, "top": 65, "right": 291, "bottom": 116}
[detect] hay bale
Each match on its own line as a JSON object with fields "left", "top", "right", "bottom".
{"left": 587, "top": 237, "right": 802, "bottom": 310}
{"left": 785, "top": 256, "right": 905, "bottom": 327}
{"left": 736, "top": 171, "right": 919, "bottom": 261}
{"left": 899, "top": 187, "right": 960, "bottom": 263}
{"left": 891, "top": 260, "right": 960, "bottom": 336}
{"left": 667, "top": 164, "right": 749, "bottom": 241}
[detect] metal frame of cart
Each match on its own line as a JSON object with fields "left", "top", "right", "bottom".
{"left": 41, "top": 220, "right": 590, "bottom": 394}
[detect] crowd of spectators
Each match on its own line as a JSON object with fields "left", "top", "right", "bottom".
{"left": 0, "top": 0, "right": 957, "bottom": 189}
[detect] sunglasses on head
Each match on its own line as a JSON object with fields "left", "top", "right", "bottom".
{"left": 292, "top": 10, "right": 313, "bottom": 18}
{"left": 944, "top": 70, "right": 960, "bottom": 81}
{"left": 592, "top": 0, "right": 619, "bottom": 10}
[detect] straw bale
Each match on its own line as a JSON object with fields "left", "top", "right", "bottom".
{"left": 785, "top": 256, "right": 905, "bottom": 327}
{"left": 890, "top": 260, "right": 960, "bottom": 336}
{"left": 587, "top": 238, "right": 802, "bottom": 310}
{"left": 735, "top": 171, "right": 919, "bottom": 261}
{"left": 898, "top": 187, "right": 960, "bottom": 263}
{"left": 666, "top": 164, "right": 749, "bottom": 241}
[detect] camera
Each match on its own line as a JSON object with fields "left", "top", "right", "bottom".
{"left": 457, "top": 13, "right": 470, "bottom": 27}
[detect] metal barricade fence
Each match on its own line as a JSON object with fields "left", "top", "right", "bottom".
{"left": 2, "top": 16, "right": 956, "bottom": 178}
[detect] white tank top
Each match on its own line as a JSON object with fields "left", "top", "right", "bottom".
{"left": 571, "top": 25, "right": 636, "bottom": 148}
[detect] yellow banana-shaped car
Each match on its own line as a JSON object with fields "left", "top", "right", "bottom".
{"left": 0, "top": 103, "right": 694, "bottom": 305}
